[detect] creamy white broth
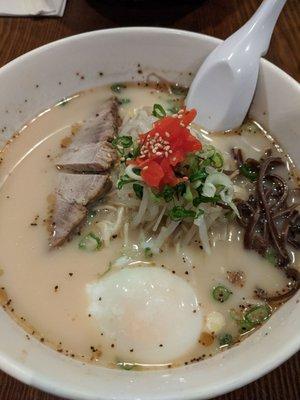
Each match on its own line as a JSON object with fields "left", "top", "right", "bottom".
{"left": 0, "top": 83, "right": 298, "bottom": 370}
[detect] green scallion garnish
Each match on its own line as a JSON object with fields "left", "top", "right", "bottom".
{"left": 111, "top": 83, "right": 127, "bottom": 93}
{"left": 79, "top": 233, "right": 102, "bottom": 251}
{"left": 189, "top": 169, "right": 208, "bottom": 183}
{"left": 112, "top": 136, "right": 133, "bottom": 149}
{"left": 244, "top": 305, "right": 271, "bottom": 325}
{"left": 218, "top": 333, "right": 233, "bottom": 347}
{"left": 239, "top": 163, "right": 258, "bottom": 182}
{"left": 117, "top": 175, "right": 136, "bottom": 189}
{"left": 152, "top": 104, "right": 166, "bottom": 119}
{"left": 161, "top": 185, "right": 175, "bottom": 202}
{"left": 193, "top": 194, "right": 221, "bottom": 207}
{"left": 239, "top": 319, "right": 254, "bottom": 334}
{"left": 169, "top": 206, "right": 196, "bottom": 221}
{"left": 212, "top": 285, "right": 232, "bottom": 303}
{"left": 211, "top": 152, "right": 223, "bottom": 169}
{"left": 133, "top": 183, "right": 143, "bottom": 199}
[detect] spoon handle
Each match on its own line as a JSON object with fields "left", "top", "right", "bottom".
{"left": 238, "top": 0, "right": 287, "bottom": 56}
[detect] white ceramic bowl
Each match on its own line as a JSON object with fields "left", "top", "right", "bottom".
{"left": 0, "top": 28, "right": 299, "bottom": 400}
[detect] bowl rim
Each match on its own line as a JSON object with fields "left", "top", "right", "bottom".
{"left": 0, "top": 26, "right": 299, "bottom": 400}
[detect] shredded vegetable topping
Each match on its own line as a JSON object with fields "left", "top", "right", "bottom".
{"left": 96, "top": 105, "right": 240, "bottom": 255}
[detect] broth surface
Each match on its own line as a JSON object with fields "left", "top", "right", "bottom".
{"left": 0, "top": 83, "right": 298, "bottom": 369}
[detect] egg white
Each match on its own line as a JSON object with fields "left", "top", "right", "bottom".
{"left": 86, "top": 266, "right": 203, "bottom": 364}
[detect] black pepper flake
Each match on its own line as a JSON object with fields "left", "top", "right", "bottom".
{"left": 111, "top": 344, "right": 115, "bottom": 348}
{"left": 54, "top": 285, "right": 59, "bottom": 292}
{"left": 88, "top": 314, "right": 91, "bottom": 317}
{"left": 172, "top": 270, "right": 175, "bottom": 274}
{"left": 159, "top": 344, "right": 163, "bottom": 347}
{"left": 193, "top": 310, "right": 196, "bottom": 313}
{"left": 68, "top": 272, "right": 74, "bottom": 277}
{"left": 99, "top": 72, "right": 103, "bottom": 76}
{"left": 130, "top": 348, "right": 134, "bottom": 352}
{"left": 98, "top": 297, "right": 102, "bottom": 301}
{"left": 35, "top": 84, "right": 39, "bottom": 88}
{"left": 185, "top": 271, "right": 189, "bottom": 275}
{"left": 40, "top": 338, "right": 45, "bottom": 343}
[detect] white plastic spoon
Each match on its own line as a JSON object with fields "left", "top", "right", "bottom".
{"left": 186, "top": 0, "right": 287, "bottom": 132}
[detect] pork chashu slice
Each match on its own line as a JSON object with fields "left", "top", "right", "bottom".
{"left": 56, "top": 97, "right": 119, "bottom": 173}
{"left": 50, "top": 174, "right": 111, "bottom": 247}
{"left": 56, "top": 142, "right": 117, "bottom": 173}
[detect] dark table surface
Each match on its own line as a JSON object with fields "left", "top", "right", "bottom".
{"left": 0, "top": 0, "right": 299, "bottom": 399}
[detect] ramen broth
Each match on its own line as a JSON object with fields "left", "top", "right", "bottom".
{"left": 0, "top": 83, "right": 298, "bottom": 369}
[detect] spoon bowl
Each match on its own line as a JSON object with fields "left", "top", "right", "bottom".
{"left": 186, "top": 0, "right": 287, "bottom": 132}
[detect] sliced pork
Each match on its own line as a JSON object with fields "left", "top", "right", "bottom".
{"left": 49, "top": 97, "right": 119, "bottom": 247}
{"left": 57, "top": 142, "right": 116, "bottom": 173}
{"left": 50, "top": 174, "right": 112, "bottom": 247}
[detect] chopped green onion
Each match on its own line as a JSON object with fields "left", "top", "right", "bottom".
{"left": 193, "top": 194, "right": 221, "bottom": 207}
{"left": 116, "top": 361, "right": 135, "bottom": 370}
{"left": 244, "top": 305, "right": 271, "bottom": 325}
{"left": 132, "top": 167, "right": 141, "bottom": 176}
{"left": 211, "top": 152, "right": 223, "bottom": 169}
{"left": 112, "top": 136, "right": 133, "bottom": 149}
{"left": 265, "top": 248, "right": 277, "bottom": 266}
{"left": 144, "top": 247, "right": 153, "bottom": 258}
{"left": 239, "top": 319, "right": 254, "bottom": 334}
{"left": 218, "top": 333, "right": 233, "bottom": 347}
{"left": 133, "top": 183, "right": 143, "bottom": 199}
{"left": 195, "top": 208, "right": 204, "bottom": 218}
{"left": 79, "top": 233, "right": 102, "bottom": 251}
{"left": 212, "top": 285, "right": 232, "bottom": 303}
{"left": 152, "top": 104, "right": 166, "bottom": 119}
{"left": 161, "top": 185, "right": 175, "bottom": 202}
{"left": 183, "top": 185, "right": 194, "bottom": 202}
{"left": 130, "top": 145, "right": 140, "bottom": 159}
{"left": 189, "top": 169, "right": 208, "bottom": 183}
{"left": 117, "top": 175, "right": 136, "bottom": 190}
{"left": 239, "top": 163, "right": 258, "bottom": 182}
{"left": 169, "top": 206, "right": 196, "bottom": 221}
{"left": 118, "top": 98, "right": 131, "bottom": 105}
{"left": 174, "top": 183, "right": 186, "bottom": 197}
{"left": 150, "top": 190, "right": 161, "bottom": 203}
{"left": 111, "top": 83, "right": 127, "bottom": 93}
